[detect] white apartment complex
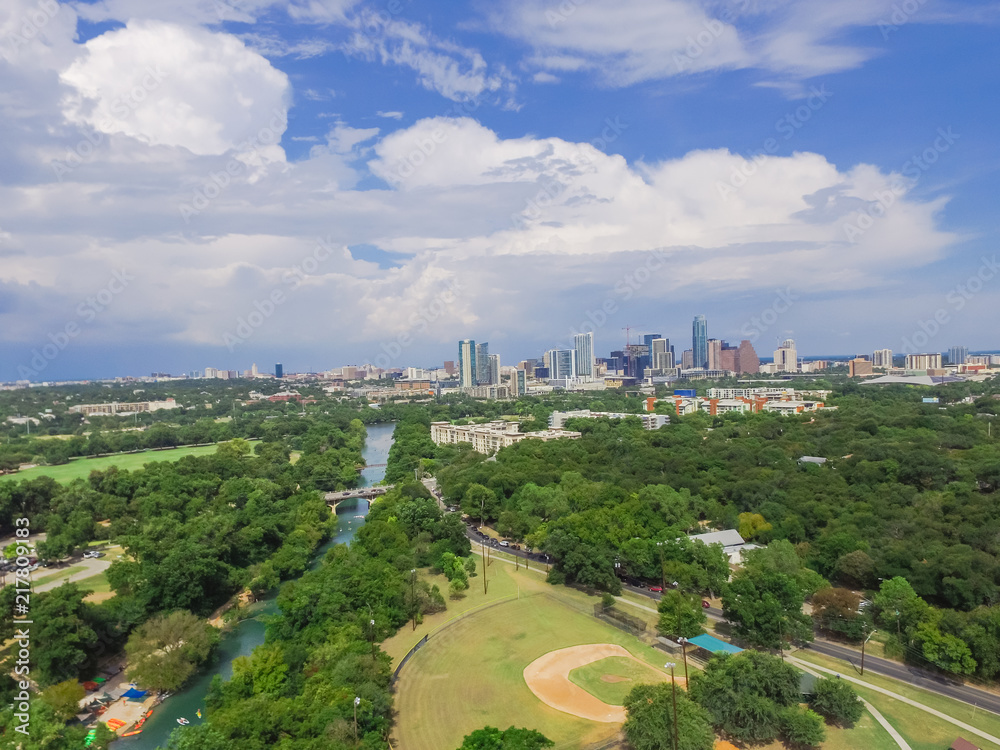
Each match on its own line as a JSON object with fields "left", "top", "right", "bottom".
{"left": 69, "top": 398, "right": 179, "bottom": 417}
{"left": 548, "top": 410, "right": 670, "bottom": 430}
{"left": 430, "top": 421, "right": 581, "bottom": 454}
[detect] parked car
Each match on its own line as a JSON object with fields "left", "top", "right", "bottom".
{"left": 499, "top": 540, "right": 510, "bottom": 547}
{"left": 648, "top": 586, "right": 663, "bottom": 592}
{"left": 701, "top": 600, "right": 711, "bottom": 609}
{"left": 83, "top": 550, "right": 100, "bottom": 559}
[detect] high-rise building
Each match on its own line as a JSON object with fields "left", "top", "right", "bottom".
{"left": 692, "top": 315, "right": 708, "bottom": 369}
{"left": 737, "top": 340, "right": 760, "bottom": 374}
{"left": 872, "top": 349, "right": 893, "bottom": 368}
{"left": 650, "top": 338, "right": 668, "bottom": 371}
{"left": 574, "top": 332, "right": 595, "bottom": 379}
{"left": 488, "top": 354, "right": 500, "bottom": 386}
{"left": 275, "top": 363, "right": 283, "bottom": 378}
{"left": 905, "top": 353, "right": 943, "bottom": 371}
{"left": 443, "top": 360, "right": 456, "bottom": 375}
{"left": 682, "top": 349, "right": 694, "bottom": 370}
{"left": 720, "top": 344, "right": 738, "bottom": 373}
{"left": 475, "top": 342, "right": 490, "bottom": 384}
{"left": 547, "top": 349, "right": 577, "bottom": 380}
{"left": 707, "top": 339, "right": 723, "bottom": 371}
{"left": 458, "top": 340, "right": 477, "bottom": 388}
{"left": 773, "top": 339, "right": 797, "bottom": 373}
{"left": 510, "top": 368, "right": 527, "bottom": 396}
{"left": 250, "top": 363, "right": 259, "bottom": 377}
{"left": 848, "top": 358, "right": 873, "bottom": 377}
{"left": 949, "top": 345, "right": 969, "bottom": 365}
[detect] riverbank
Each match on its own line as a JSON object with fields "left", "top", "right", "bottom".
{"left": 110, "top": 421, "right": 396, "bottom": 749}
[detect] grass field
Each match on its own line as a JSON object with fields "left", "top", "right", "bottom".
{"left": 795, "top": 650, "right": 1000, "bottom": 750}
{"left": 1, "top": 444, "right": 221, "bottom": 484}
{"left": 390, "top": 554, "right": 894, "bottom": 750}
{"left": 32, "top": 565, "right": 88, "bottom": 587}
{"left": 568, "top": 656, "right": 667, "bottom": 706}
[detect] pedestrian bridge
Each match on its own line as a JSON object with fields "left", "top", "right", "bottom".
{"left": 325, "top": 485, "right": 394, "bottom": 509}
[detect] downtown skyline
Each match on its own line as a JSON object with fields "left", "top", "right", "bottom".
{"left": 1, "top": 1, "right": 999, "bottom": 381}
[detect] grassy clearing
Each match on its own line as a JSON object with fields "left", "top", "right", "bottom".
{"left": 1, "top": 444, "right": 221, "bottom": 484}
{"left": 569, "top": 656, "right": 667, "bottom": 706}
{"left": 795, "top": 649, "right": 1000, "bottom": 749}
{"left": 32, "top": 565, "right": 88, "bottom": 587}
{"left": 391, "top": 551, "right": 676, "bottom": 750}
{"left": 75, "top": 572, "right": 113, "bottom": 595}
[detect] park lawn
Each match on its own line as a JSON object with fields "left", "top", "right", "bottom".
{"left": 569, "top": 656, "right": 668, "bottom": 705}
{"left": 795, "top": 650, "right": 1000, "bottom": 749}
{"left": 75, "top": 572, "right": 113, "bottom": 595}
{"left": 381, "top": 549, "right": 543, "bottom": 666}
{"left": 750, "top": 708, "right": 900, "bottom": 750}
{"left": 32, "top": 564, "right": 88, "bottom": 587}
{"left": 1, "top": 444, "right": 221, "bottom": 484}
{"left": 391, "top": 555, "right": 679, "bottom": 750}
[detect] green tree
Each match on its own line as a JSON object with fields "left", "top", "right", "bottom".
{"left": 656, "top": 590, "right": 707, "bottom": 639}
{"left": 125, "top": 611, "right": 219, "bottom": 692}
{"left": 32, "top": 584, "right": 99, "bottom": 686}
{"left": 722, "top": 569, "right": 813, "bottom": 649}
{"left": 456, "top": 725, "right": 554, "bottom": 749}
{"left": 688, "top": 651, "right": 801, "bottom": 744}
{"left": 809, "top": 677, "right": 864, "bottom": 726}
{"left": 622, "top": 683, "right": 714, "bottom": 750}
{"left": 39, "top": 679, "right": 86, "bottom": 722}
{"left": 780, "top": 706, "right": 826, "bottom": 747}
{"left": 873, "top": 576, "right": 930, "bottom": 636}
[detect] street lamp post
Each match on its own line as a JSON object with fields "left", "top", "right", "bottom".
{"left": 656, "top": 542, "right": 666, "bottom": 591}
{"left": 861, "top": 629, "right": 877, "bottom": 676}
{"left": 369, "top": 618, "right": 376, "bottom": 658}
{"left": 665, "top": 662, "right": 679, "bottom": 750}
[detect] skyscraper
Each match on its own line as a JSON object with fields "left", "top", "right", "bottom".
{"left": 692, "top": 315, "right": 708, "bottom": 369}
{"left": 773, "top": 339, "right": 798, "bottom": 372}
{"left": 458, "top": 340, "right": 477, "bottom": 388}
{"left": 736, "top": 340, "right": 760, "bottom": 374}
{"left": 475, "top": 342, "right": 490, "bottom": 384}
{"left": 650, "top": 338, "right": 667, "bottom": 371}
{"left": 872, "top": 349, "right": 893, "bottom": 368}
{"left": 275, "top": 363, "right": 283, "bottom": 378}
{"left": 547, "top": 349, "right": 577, "bottom": 380}
{"left": 573, "top": 332, "right": 595, "bottom": 379}
{"left": 511, "top": 368, "right": 527, "bottom": 395}
{"left": 707, "top": 339, "right": 723, "bottom": 371}
{"left": 949, "top": 345, "right": 969, "bottom": 365}
{"left": 488, "top": 354, "right": 500, "bottom": 386}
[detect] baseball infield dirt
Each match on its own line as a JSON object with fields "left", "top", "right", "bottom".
{"left": 523, "top": 644, "right": 664, "bottom": 723}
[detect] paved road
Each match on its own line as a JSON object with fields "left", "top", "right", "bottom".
{"left": 455, "top": 519, "right": 1000, "bottom": 717}
{"left": 805, "top": 639, "right": 1000, "bottom": 715}
{"left": 621, "top": 581, "right": 1000, "bottom": 716}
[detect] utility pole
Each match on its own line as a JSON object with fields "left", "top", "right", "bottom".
{"left": 353, "top": 696, "right": 360, "bottom": 740}
{"left": 410, "top": 569, "right": 417, "bottom": 631}
{"left": 861, "top": 629, "right": 877, "bottom": 676}
{"left": 778, "top": 617, "right": 785, "bottom": 662}
{"left": 481, "top": 538, "right": 488, "bottom": 594}
{"left": 679, "top": 637, "right": 689, "bottom": 684}
{"left": 665, "top": 662, "right": 679, "bottom": 750}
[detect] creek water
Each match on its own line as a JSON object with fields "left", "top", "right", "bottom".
{"left": 112, "top": 422, "right": 396, "bottom": 749}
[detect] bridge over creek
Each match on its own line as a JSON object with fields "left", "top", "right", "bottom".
{"left": 324, "top": 485, "right": 394, "bottom": 509}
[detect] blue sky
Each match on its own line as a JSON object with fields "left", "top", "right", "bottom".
{"left": 1, "top": 0, "right": 999, "bottom": 380}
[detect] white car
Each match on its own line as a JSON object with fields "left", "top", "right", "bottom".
{"left": 83, "top": 550, "right": 101, "bottom": 559}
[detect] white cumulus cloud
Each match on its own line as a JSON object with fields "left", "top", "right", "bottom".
{"left": 59, "top": 20, "right": 291, "bottom": 156}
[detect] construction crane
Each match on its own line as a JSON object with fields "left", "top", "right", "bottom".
{"left": 622, "top": 325, "right": 647, "bottom": 349}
